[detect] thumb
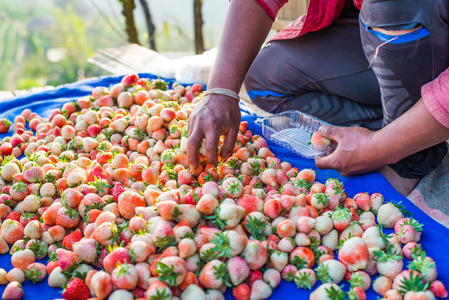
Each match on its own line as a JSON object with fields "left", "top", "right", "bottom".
{"left": 318, "top": 125, "right": 340, "bottom": 142}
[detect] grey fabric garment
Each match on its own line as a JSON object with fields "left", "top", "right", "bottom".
{"left": 244, "top": 18, "right": 384, "bottom": 130}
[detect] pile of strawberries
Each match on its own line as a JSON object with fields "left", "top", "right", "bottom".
{"left": 0, "top": 73, "right": 446, "bottom": 300}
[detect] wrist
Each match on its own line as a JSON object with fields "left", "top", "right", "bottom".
{"left": 203, "top": 88, "right": 240, "bottom": 102}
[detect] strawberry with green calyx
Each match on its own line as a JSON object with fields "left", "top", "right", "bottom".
{"left": 320, "top": 259, "right": 346, "bottom": 284}
{"left": 396, "top": 217, "right": 423, "bottom": 244}
{"left": 87, "top": 176, "right": 111, "bottom": 196}
{"left": 408, "top": 251, "right": 437, "bottom": 283}
{"left": 348, "top": 271, "right": 370, "bottom": 291}
{"left": 291, "top": 255, "right": 309, "bottom": 270}
{"left": 398, "top": 270, "right": 434, "bottom": 299}
{"left": 27, "top": 239, "right": 48, "bottom": 260}
{"left": 154, "top": 260, "right": 183, "bottom": 287}
{"left": 282, "top": 266, "right": 298, "bottom": 282}
{"left": 0, "top": 117, "right": 12, "bottom": 133}
{"left": 24, "top": 262, "right": 47, "bottom": 283}
{"left": 210, "top": 231, "right": 233, "bottom": 259}
{"left": 373, "top": 243, "right": 404, "bottom": 280}
{"left": 62, "top": 277, "right": 90, "bottom": 300}
{"left": 315, "top": 263, "right": 331, "bottom": 284}
{"left": 347, "top": 286, "right": 366, "bottom": 300}
{"left": 222, "top": 177, "right": 244, "bottom": 199}
{"left": 245, "top": 214, "right": 268, "bottom": 241}
{"left": 310, "top": 283, "right": 345, "bottom": 300}
{"left": 205, "top": 206, "right": 228, "bottom": 230}
{"left": 311, "top": 193, "right": 329, "bottom": 210}
{"left": 294, "top": 268, "right": 316, "bottom": 290}
{"left": 403, "top": 242, "right": 423, "bottom": 260}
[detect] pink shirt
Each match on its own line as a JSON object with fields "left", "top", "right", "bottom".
{"left": 422, "top": 69, "right": 449, "bottom": 129}
{"left": 255, "top": 0, "right": 449, "bottom": 129}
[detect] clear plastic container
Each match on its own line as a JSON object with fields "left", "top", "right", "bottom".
{"left": 254, "top": 110, "right": 337, "bottom": 159}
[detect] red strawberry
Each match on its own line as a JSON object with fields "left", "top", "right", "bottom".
{"left": 0, "top": 117, "right": 11, "bottom": 133}
{"left": 233, "top": 283, "right": 251, "bottom": 300}
{"left": 62, "top": 277, "right": 90, "bottom": 300}
{"left": 237, "top": 195, "right": 264, "bottom": 216}
{"left": 354, "top": 192, "right": 371, "bottom": 212}
{"left": 62, "top": 229, "right": 83, "bottom": 251}
{"left": 430, "top": 280, "right": 448, "bottom": 298}
{"left": 111, "top": 182, "right": 126, "bottom": 203}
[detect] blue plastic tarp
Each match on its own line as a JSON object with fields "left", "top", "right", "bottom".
{"left": 0, "top": 74, "right": 447, "bottom": 299}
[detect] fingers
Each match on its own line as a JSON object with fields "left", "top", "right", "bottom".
{"left": 204, "top": 127, "right": 222, "bottom": 167}
{"left": 187, "top": 129, "right": 203, "bottom": 169}
{"left": 314, "top": 152, "right": 334, "bottom": 170}
{"left": 220, "top": 125, "right": 239, "bottom": 160}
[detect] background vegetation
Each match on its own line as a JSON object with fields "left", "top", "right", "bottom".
{"left": 0, "top": 0, "right": 227, "bottom": 91}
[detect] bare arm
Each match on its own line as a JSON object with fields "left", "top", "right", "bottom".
{"left": 187, "top": 0, "right": 273, "bottom": 168}
{"left": 315, "top": 99, "right": 449, "bottom": 176}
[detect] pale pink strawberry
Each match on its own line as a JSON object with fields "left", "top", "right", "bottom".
{"left": 261, "top": 168, "right": 278, "bottom": 187}
{"left": 145, "top": 280, "right": 172, "bottom": 300}
{"left": 72, "top": 238, "right": 98, "bottom": 263}
{"left": 237, "top": 195, "right": 264, "bottom": 216}
{"left": 375, "top": 246, "right": 404, "bottom": 280}
{"left": 279, "top": 195, "right": 294, "bottom": 211}
{"left": 281, "top": 182, "right": 301, "bottom": 196}
{"left": 276, "top": 169, "right": 289, "bottom": 186}
{"left": 1, "top": 219, "right": 24, "bottom": 244}
{"left": 48, "top": 266, "right": 68, "bottom": 288}
{"left": 372, "top": 275, "right": 392, "bottom": 296}
{"left": 377, "top": 203, "right": 404, "bottom": 229}
{"left": 155, "top": 256, "right": 187, "bottom": 287}
{"left": 402, "top": 242, "right": 421, "bottom": 260}
{"left": 294, "top": 268, "right": 316, "bottom": 290}
{"left": 111, "top": 262, "right": 138, "bottom": 290}
{"left": 103, "top": 247, "right": 132, "bottom": 274}
{"left": 318, "top": 259, "right": 346, "bottom": 284}
{"left": 24, "top": 166, "right": 45, "bottom": 183}
{"left": 24, "top": 262, "right": 47, "bottom": 283}
{"left": 310, "top": 193, "right": 328, "bottom": 210}
{"left": 296, "top": 216, "right": 316, "bottom": 234}
{"left": 370, "top": 192, "right": 384, "bottom": 212}
{"left": 134, "top": 262, "right": 152, "bottom": 290}
{"left": 130, "top": 240, "right": 155, "bottom": 263}
{"left": 11, "top": 249, "right": 36, "bottom": 270}
{"left": 263, "top": 198, "right": 282, "bottom": 219}
{"left": 227, "top": 256, "right": 250, "bottom": 286}
{"left": 250, "top": 279, "right": 272, "bottom": 299}
{"left": 10, "top": 180, "right": 29, "bottom": 201}
{"left": 222, "top": 177, "right": 244, "bottom": 199}
{"left": 6, "top": 268, "right": 25, "bottom": 284}
{"left": 339, "top": 223, "right": 364, "bottom": 242}
{"left": 242, "top": 240, "right": 268, "bottom": 270}
{"left": 2, "top": 281, "right": 23, "bottom": 300}
{"left": 263, "top": 269, "right": 281, "bottom": 289}
{"left": 90, "top": 221, "right": 116, "bottom": 246}
{"left": 23, "top": 220, "right": 43, "bottom": 239}
{"left": 362, "top": 226, "right": 387, "bottom": 249}
{"left": 57, "top": 248, "right": 79, "bottom": 272}
{"left": 177, "top": 238, "right": 196, "bottom": 259}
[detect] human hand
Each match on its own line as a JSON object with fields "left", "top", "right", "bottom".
{"left": 314, "top": 125, "right": 387, "bottom": 176}
{"left": 187, "top": 94, "right": 241, "bottom": 168}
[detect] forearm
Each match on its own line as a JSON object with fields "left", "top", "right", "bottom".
{"left": 372, "top": 99, "right": 449, "bottom": 165}
{"left": 208, "top": 0, "right": 274, "bottom": 92}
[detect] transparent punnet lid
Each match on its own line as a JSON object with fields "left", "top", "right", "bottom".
{"left": 255, "top": 110, "right": 337, "bottom": 159}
